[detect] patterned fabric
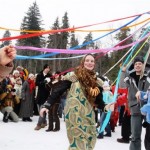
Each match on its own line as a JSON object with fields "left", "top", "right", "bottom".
{"left": 64, "top": 72, "right": 97, "bottom": 150}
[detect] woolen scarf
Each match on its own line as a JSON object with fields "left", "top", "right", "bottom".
{"left": 28, "top": 79, "right": 35, "bottom": 93}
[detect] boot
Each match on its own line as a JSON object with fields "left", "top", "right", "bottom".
{"left": 34, "top": 125, "right": 42, "bottom": 130}
{"left": 53, "top": 118, "right": 60, "bottom": 132}
{"left": 3, "top": 112, "right": 9, "bottom": 123}
{"left": 26, "top": 117, "right": 32, "bottom": 122}
{"left": 41, "top": 123, "right": 47, "bottom": 128}
{"left": 45, "top": 128, "right": 53, "bottom": 132}
{"left": 97, "top": 134, "right": 103, "bottom": 139}
{"left": 8, "top": 116, "right": 13, "bottom": 121}
{"left": 53, "top": 128, "right": 60, "bottom": 132}
{"left": 46, "top": 110, "right": 53, "bottom": 130}
{"left": 22, "top": 117, "right": 27, "bottom": 122}
{"left": 117, "top": 138, "right": 130, "bottom": 143}
{"left": 104, "top": 133, "right": 111, "bottom": 137}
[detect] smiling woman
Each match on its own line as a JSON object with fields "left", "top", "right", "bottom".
{"left": 83, "top": 54, "right": 95, "bottom": 70}
{"left": 39, "top": 53, "right": 105, "bottom": 150}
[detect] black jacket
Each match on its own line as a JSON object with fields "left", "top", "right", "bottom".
{"left": 44, "top": 80, "right": 105, "bottom": 110}
{"left": 36, "top": 71, "right": 51, "bottom": 105}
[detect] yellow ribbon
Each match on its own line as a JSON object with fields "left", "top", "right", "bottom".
{"left": 0, "top": 18, "right": 149, "bottom": 33}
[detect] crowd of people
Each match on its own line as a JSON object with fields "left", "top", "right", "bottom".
{"left": 0, "top": 45, "right": 150, "bottom": 150}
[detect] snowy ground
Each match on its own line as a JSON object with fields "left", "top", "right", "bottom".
{"left": 0, "top": 114, "right": 145, "bottom": 150}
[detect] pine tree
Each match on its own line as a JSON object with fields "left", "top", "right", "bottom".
{"left": 0, "top": 30, "right": 11, "bottom": 48}
{"left": 58, "top": 12, "right": 70, "bottom": 71}
{"left": 60, "top": 12, "right": 69, "bottom": 49}
{"left": 47, "top": 17, "right": 61, "bottom": 72}
{"left": 81, "top": 32, "right": 94, "bottom": 49}
{"left": 16, "top": 2, "right": 44, "bottom": 73}
{"left": 47, "top": 17, "right": 61, "bottom": 48}
{"left": 69, "top": 30, "right": 79, "bottom": 67}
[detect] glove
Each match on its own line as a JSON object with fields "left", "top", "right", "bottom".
{"left": 44, "top": 77, "right": 51, "bottom": 83}
{"left": 142, "top": 121, "right": 148, "bottom": 128}
{"left": 90, "top": 87, "right": 100, "bottom": 97}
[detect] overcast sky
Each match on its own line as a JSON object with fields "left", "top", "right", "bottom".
{"left": 0, "top": 0, "right": 150, "bottom": 42}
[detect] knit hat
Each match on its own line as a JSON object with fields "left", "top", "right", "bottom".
{"left": 133, "top": 56, "right": 144, "bottom": 65}
{"left": 103, "top": 81, "right": 109, "bottom": 87}
{"left": 13, "top": 70, "right": 19, "bottom": 75}
{"left": 28, "top": 73, "right": 34, "bottom": 79}
{"left": 16, "top": 66, "right": 23, "bottom": 71}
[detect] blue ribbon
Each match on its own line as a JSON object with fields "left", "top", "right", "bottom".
{"left": 99, "top": 26, "right": 150, "bottom": 133}
{"left": 16, "top": 15, "right": 142, "bottom": 59}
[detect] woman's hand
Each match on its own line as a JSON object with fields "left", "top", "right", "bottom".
{"left": 39, "top": 108, "right": 49, "bottom": 117}
{"left": 135, "top": 91, "right": 141, "bottom": 102}
{"left": 104, "top": 103, "right": 115, "bottom": 112}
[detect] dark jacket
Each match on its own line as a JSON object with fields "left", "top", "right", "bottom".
{"left": 46, "top": 80, "right": 63, "bottom": 104}
{"left": 36, "top": 71, "right": 51, "bottom": 105}
{"left": 123, "top": 71, "right": 150, "bottom": 115}
{"left": 44, "top": 80, "right": 105, "bottom": 110}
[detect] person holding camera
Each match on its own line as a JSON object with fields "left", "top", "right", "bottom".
{"left": 0, "top": 84, "right": 20, "bottom": 123}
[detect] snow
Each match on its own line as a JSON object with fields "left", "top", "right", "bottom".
{"left": 0, "top": 114, "right": 145, "bottom": 150}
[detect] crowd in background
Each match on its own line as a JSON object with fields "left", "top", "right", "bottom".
{"left": 0, "top": 63, "right": 132, "bottom": 144}
{"left": 0, "top": 45, "right": 150, "bottom": 150}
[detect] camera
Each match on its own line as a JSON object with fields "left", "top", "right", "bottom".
{"left": 7, "top": 88, "right": 16, "bottom": 93}
{"left": 11, "top": 89, "right": 16, "bottom": 92}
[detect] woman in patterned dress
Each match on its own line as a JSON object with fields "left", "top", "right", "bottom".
{"left": 40, "top": 54, "right": 104, "bottom": 150}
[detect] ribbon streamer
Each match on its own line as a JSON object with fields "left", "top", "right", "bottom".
{"left": 16, "top": 15, "right": 144, "bottom": 59}
{"left": 15, "top": 32, "right": 150, "bottom": 54}
{"left": 1, "top": 11, "right": 149, "bottom": 33}
{"left": 99, "top": 27, "right": 150, "bottom": 133}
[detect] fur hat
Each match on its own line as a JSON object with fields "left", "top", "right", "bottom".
{"left": 13, "top": 70, "right": 19, "bottom": 75}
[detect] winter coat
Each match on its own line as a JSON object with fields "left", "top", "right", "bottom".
{"left": 35, "top": 71, "right": 51, "bottom": 105}
{"left": 0, "top": 92, "right": 20, "bottom": 110}
{"left": 43, "top": 72, "right": 104, "bottom": 149}
{"left": 19, "top": 80, "right": 34, "bottom": 118}
{"left": 14, "top": 84, "right": 22, "bottom": 99}
{"left": 122, "top": 71, "right": 150, "bottom": 115}
{"left": 44, "top": 72, "right": 104, "bottom": 110}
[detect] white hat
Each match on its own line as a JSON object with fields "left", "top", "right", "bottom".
{"left": 13, "top": 70, "right": 19, "bottom": 75}
{"left": 28, "top": 73, "right": 34, "bottom": 79}
{"left": 103, "top": 81, "right": 109, "bottom": 87}
{"left": 16, "top": 66, "right": 23, "bottom": 70}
